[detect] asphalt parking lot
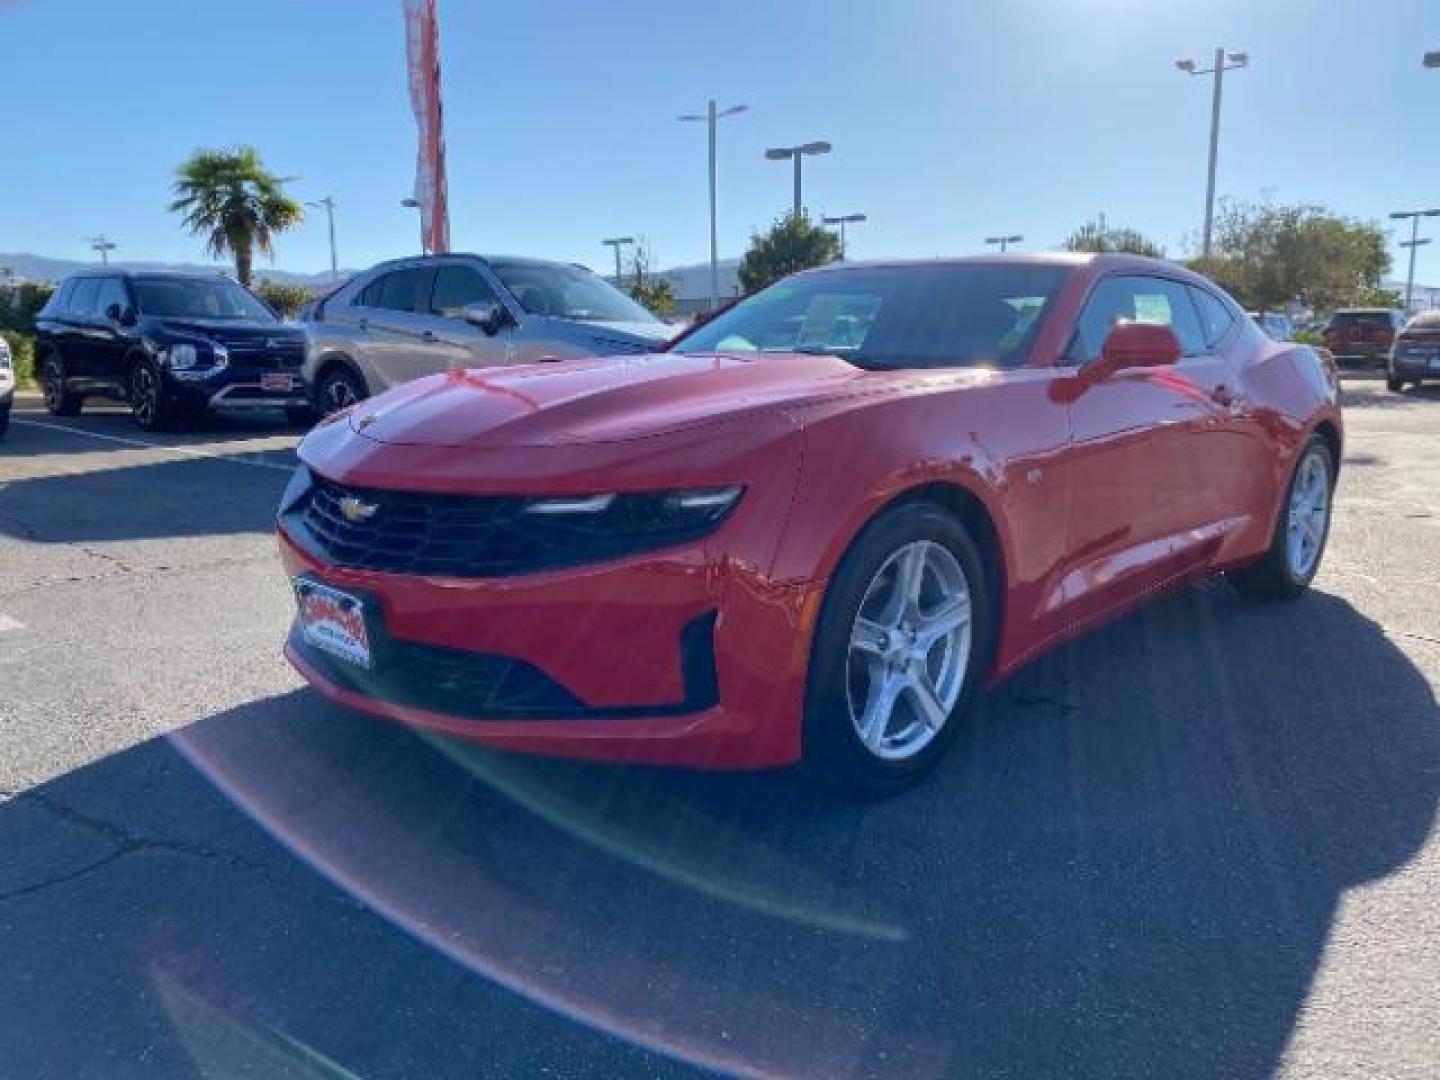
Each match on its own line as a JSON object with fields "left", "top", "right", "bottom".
{"left": 1, "top": 382, "right": 1437, "bottom": 1080}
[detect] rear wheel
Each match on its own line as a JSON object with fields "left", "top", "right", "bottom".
{"left": 1387, "top": 374, "right": 1405, "bottom": 392}
{"left": 1229, "top": 434, "right": 1334, "bottom": 599}
{"left": 316, "top": 365, "right": 366, "bottom": 416}
{"left": 41, "top": 357, "right": 83, "bottom": 416}
{"left": 803, "top": 503, "right": 993, "bottom": 796}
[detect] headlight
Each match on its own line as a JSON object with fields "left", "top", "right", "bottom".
{"left": 163, "top": 344, "right": 198, "bottom": 370}
{"left": 0, "top": 341, "right": 11, "bottom": 370}
{"left": 521, "top": 486, "right": 743, "bottom": 536}
{"left": 211, "top": 342, "right": 229, "bottom": 370}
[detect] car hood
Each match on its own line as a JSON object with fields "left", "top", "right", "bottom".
{"left": 347, "top": 352, "right": 881, "bottom": 448}
{"left": 154, "top": 319, "right": 302, "bottom": 344}
{"left": 541, "top": 317, "right": 672, "bottom": 350}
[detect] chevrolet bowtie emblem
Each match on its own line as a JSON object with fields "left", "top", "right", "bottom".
{"left": 356, "top": 413, "right": 379, "bottom": 429}
{"left": 337, "top": 497, "right": 380, "bottom": 524}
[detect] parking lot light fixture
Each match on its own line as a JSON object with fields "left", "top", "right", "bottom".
{"left": 984, "top": 235, "right": 1023, "bottom": 253}
{"left": 1424, "top": 50, "right": 1439, "bottom": 68}
{"left": 1176, "top": 46, "right": 1249, "bottom": 258}
{"left": 602, "top": 237, "right": 636, "bottom": 284}
{"left": 679, "top": 101, "right": 748, "bottom": 312}
{"left": 400, "top": 198, "right": 427, "bottom": 254}
{"left": 821, "top": 213, "right": 867, "bottom": 259}
{"left": 764, "top": 141, "right": 833, "bottom": 218}
{"left": 1390, "top": 209, "right": 1440, "bottom": 314}
{"left": 307, "top": 197, "right": 339, "bottom": 282}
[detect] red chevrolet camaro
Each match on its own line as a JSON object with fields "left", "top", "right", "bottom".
{"left": 277, "top": 253, "right": 1341, "bottom": 794}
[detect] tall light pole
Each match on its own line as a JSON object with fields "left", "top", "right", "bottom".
{"left": 602, "top": 236, "right": 635, "bottom": 285}
{"left": 679, "top": 101, "right": 747, "bottom": 312}
{"left": 764, "top": 141, "right": 832, "bottom": 218}
{"left": 400, "top": 198, "right": 427, "bottom": 254}
{"left": 1176, "top": 48, "right": 1248, "bottom": 258}
{"left": 307, "top": 197, "right": 339, "bottom": 282}
{"left": 984, "top": 235, "right": 1023, "bottom": 253}
{"left": 822, "top": 213, "right": 867, "bottom": 259}
{"left": 1391, "top": 209, "right": 1440, "bottom": 314}
{"left": 86, "top": 235, "right": 116, "bottom": 264}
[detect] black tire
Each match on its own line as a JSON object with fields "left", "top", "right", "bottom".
{"left": 1229, "top": 433, "right": 1335, "bottom": 600}
{"left": 0, "top": 406, "right": 9, "bottom": 438}
{"left": 41, "top": 356, "right": 83, "bottom": 417}
{"left": 802, "top": 502, "right": 994, "bottom": 797}
{"left": 316, "top": 364, "right": 367, "bottom": 416}
{"left": 1386, "top": 374, "right": 1405, "bottom": 392}
{"left": 129, "top": 359, "right": 180, "bottom": 432}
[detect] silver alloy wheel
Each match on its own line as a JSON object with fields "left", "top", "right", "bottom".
{"left": 1286, "top": 446, "right": 1330, "bottom": 578}
{"left": 845, "top": 540, "right": 972, "bottom": 761}
{"left": 132, "top": 364, "right": 158, "bottom": 427}
{"left": 323, "top": 374, "right": 357, "bottom": 414}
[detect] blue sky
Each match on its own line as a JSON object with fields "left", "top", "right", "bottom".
{"left": 2, "top": 0, "right": 1437, "bottom": 285}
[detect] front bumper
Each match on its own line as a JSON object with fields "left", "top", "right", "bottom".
{"left": 169, "top": 364, "right": 308, "bottom": 411}
{"left": 277, "top": 524, "right": 819, "bottom": 769}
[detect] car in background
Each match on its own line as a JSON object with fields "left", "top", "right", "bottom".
{"left": 0, "top": 335, "right": 14, "bottom": 437}
{"left": 301, "top": 254, "right": 670, "bottom": 415}
{"left": 1387, "top": 309, "right": 1440, "bottom": 391}
{"left": 278, "top": 253, "right": 1342, "bottom": 794}
{"left": 1249, "top": 311, "right": 1294, "bottom": 341}
{"left": 34, "top": 271, "right": 309, "bottom": 431}
{"left": 1322, "top": 308, "right": 1405, "bottom": 365}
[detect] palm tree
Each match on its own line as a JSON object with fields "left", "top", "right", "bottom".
{"left": 169, "top": 147, "right": 303, "bottom": 286}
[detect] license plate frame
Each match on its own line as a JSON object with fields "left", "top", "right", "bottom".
{"left": 295, "top": 579, "right": 373, "bottom": 669}
{"left": 262, "top": 371, "right": 296, "bottom": 392}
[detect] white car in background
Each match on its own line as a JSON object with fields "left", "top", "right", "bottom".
{"left": 0, "top": 336, "right": 15, "bottom": 437}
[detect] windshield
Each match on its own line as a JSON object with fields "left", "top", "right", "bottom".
{"left": 488, "top": 261, "right": 659, "bottom": 325}
{"left": 671, "top": 264, "right": 1070, "bottom": 369}
{"left": 131, "top": 277, "right": 278, "bottom": 322}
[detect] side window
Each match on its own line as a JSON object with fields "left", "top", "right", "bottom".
{"left": 1067, "top": 274, "right": 1207, "bottom": 364}
{"left": 69, "top": 278, "right": 101, "bottom": 319}
{"left": 1190, "top": 286, "right": 1237, "bottom": 349}
{"left": 46, "top": 279, "right": 76, "bottom": 315}
{"left": 373, "top": 267, "right": 430, "bottom": 313}
{"left": 93, "top": 278, "right": 128, "bottom": 320}
{"left": 429, "top": 265, "right": 500, "bottom": 318}
{"left": 356, "top": 272, "right": 388, "bottom": 308}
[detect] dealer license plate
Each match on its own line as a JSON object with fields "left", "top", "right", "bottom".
{"left": 295, "top": 580, "right": 372, "bottom": 668}
{"left": 262, "top": 372, "right": 296, "bottom": 391}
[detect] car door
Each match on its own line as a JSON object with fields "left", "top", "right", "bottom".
{"left": 353, "top": 266, "right": 442, "bottom": 391}
{"left": 58, "top": 278, "right": 104, "bottom": 387}
{"left": 418, "top": 262, "right": 513, "bottom": 370}
{"left": 1054, "top": 273, "right": 1229, "bottom": 627}
{"left": 87, "top": 276, "right": 133, "bottom": 393}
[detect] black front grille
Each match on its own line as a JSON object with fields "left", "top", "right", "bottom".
{"left": 299, "top": 478, "right": 536, "bottom": 577}
{"left": 287, "top": 476, "right": 725, "bottom": 578}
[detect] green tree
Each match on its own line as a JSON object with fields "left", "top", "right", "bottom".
{"left": 253, "top": 279, "right": 313, "bottom": 319}
{"left": 0, "top": 282, "right": 56, "bottom": 333}
{"left": 169, "top": 147, "right": 303, "bottom": 286}
{"left": 738, "top": 212, "right": 842, "bottom": 293}
{"left": 1062, "top": 218, "right": 1165, "bottom": 258}
{"left": 1352, "top": 286, "right": 1404, "bottom": 309}
{"left": 630, "top": 276, "right": 676, "bottom": 318}
{"left": 1190, "top": 201, "right": 1391, "bottom": 313}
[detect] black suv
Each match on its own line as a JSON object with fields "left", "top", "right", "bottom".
{"left": 1387, "top": 309, "right": 1440, "bottom": 391}
{"left": 35, "top": 271, "right": 310, "bottom": 430}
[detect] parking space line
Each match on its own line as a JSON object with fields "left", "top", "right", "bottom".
{"left": 10, "top": 419, "right": 295, "bottom": 473}
{"left": 0, "top": 615, "right": 24, "bottom": 633}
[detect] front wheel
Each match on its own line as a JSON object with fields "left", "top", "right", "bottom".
{"left": 0, "top": 406, "right": 9, "bottom": 437}
{"left": 315, "top": 366, "right": 367, "bottom": 417}
{"left": 129, "top": 360, "right": 187, "bottom": 432}
{"left": 42, "top": 358, "right": 83, "bottom": 417}
{"left": 1229, "top": 434, "right": 1334, "bottom": 599}
{"left": 803, "top": 503, "right": 993, "bottom": 796}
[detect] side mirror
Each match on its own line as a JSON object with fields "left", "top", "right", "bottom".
{"left": 1098, "top": 321, "right": 1182, "bottom": 373}
{"left": 106, "top": 303, "right": 137, "bottom": 327}
{"left": 463, "top": 301, "right": 511, "bottom": 336}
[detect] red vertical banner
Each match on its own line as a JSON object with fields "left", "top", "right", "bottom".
{"left": 404, "top": 0, "right": 450, "bottom": 254}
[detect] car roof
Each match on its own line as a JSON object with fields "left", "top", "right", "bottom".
{"left": 362, "top": 253, "right": 588, "bottom": 273}
{"left": 1332, "top": 307, "right": 1396, "bottom": 315}
{"left": 63, "top": 269, "right": 233, "bottom": 283}
{"left": 791, "top": 251, "right": 1222, "bottom": 287}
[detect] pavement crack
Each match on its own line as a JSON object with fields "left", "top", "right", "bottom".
{"left": 0, "top": 790, "right": 273, "bottom": 903}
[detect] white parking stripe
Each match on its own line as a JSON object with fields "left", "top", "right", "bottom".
{"left": 0, "top": 615, "right": 24, "bottom": 633}
{"left": 10, "top": 419, "right": 295, "bottom": 473}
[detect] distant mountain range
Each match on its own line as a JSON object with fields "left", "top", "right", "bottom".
{"left": 0, "top": 252, "right": 341, "bottom": 287}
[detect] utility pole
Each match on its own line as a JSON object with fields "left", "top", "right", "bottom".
{"left": 307, "top": 197, "right": 339, "bottom": 282}
{"left": 1176, "top": 48, "right": 1248, "bottom": 258}
{"left": 87, "top": 235, "right": 116, "bottom": 264}
{"left": 1391, "top": 209, "right": 1440, "bottom": 314}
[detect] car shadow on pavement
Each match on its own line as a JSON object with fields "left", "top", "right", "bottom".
{"left": 2, "top": 585, "right": 1436, "bottom": 1078}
